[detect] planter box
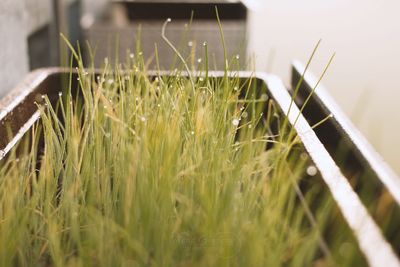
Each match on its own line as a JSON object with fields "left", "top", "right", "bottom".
{"left": 0, "top": 68, "right": 399, "bottom": 266}
{"left": 81, "top": 0, "right": 247, "bottom": 69}
{"left": 291, "top": 61, "right": 400, "bottom": 253}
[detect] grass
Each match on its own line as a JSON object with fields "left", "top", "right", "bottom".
{"left": 0, "top": 19, "right": 382, "bottom": 266}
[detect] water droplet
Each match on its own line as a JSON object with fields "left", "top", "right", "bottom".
{"left": 130, "top": 53, "right": 134, "bottom": 59}
{"left": 157, "top": 104, "right": 161, "bottom": 107}
{"left": 77, "top": 77, "right": 80, "bottom": 81}
{"left": 187, "top": 41, "right": 193, "bottom": 47}
{"left": 232, "top": 118, "right": 240, "bottom": 126}
{"left": 140, "top": 116, "right": 146, "bottom": 122}
{"left": 41, "top": 95, "right": 46, "bottom": 99}
{"left": 306, "top": 166, "right": 318, "bottom": 176}
{"left": 155, "top": 77, "right": 159, "bottom": 82}
{"left": 103, "top": 105, "right": 107, "bottom": 109}
{"left": 241, "top": 111, "right": 248, "bottom": 118}
{"left": 240, "top": 106, "right": 244, "bottom": 111}
{"left": 300, "top": 152, "right": 308, "bottom": 160}
{"left": 190, "top": 131, "right": 195, "bottom": 135}
{"left": 105, "top": 132, "right": 111, "bottom": 138}
{"left": 260, "top": 112, "right": 264, "bottom": 117}
{"left": 199, "top": 77, "right": 204, "bottom": 82}
{"left": 248, "top": 124, "right": 252, "bottom": 129}
{"left": 260, "top": 94, "right": 268, "bottom": 101}
{"left": 197, "top": 58, "right": 202, "bottom": 63}
{"left": 234, "top": 86, "right": 239, "bottom": 91}
{"left": 235, "top": 54, "right": 240, "bottom": 60}
{"left": 167, "top": 18, "right": 172, "bottom": 22}
{"left": 138, "top": 52, "right": 143, "bottom": 56}
{"left": 58, "top": 92, "right": 62, "bottom": 97}
{"left": 203, "top": 42, "right": 207, "bottom": 47}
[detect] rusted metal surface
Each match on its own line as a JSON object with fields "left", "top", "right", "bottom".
{"left": 0, "top": 68, "right": 399, "bottom": 266}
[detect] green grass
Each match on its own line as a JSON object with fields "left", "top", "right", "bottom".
{"left": 0, "top": 22, "right": 374, "bottom": 266}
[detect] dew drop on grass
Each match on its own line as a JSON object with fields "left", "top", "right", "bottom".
{"left": 203, "top": 42, "right": 207, "bottom": 47}
{"left": 58, "top": 92, "right": 62, "bottom": 97}
{"left": 306, "top": 166, "right": 318, "bottom": 176}
{"left": 232, "top": 119, "right": 240, "bottom": 126}
{"left": 235, "top": 54, "right": 240, "bottom": 60}
{"left": 234, "top": 86, "right": 239, "bottom": 91}
{"left": 248, "top": 124, "right": 252, "bottom": 129}
{"left": 241, "top": 112, "right": 248, "bottom": 118}
{"left": 129, "top": 53, "right": 134, "bottom": 59}
{"left": 140, "top": 116, "right": 146, "bottom": 122}
{"left": 260, "top": 94, "right": 268, "bottom": 101}
{"left": 199, "top": 77, "right": 204, "bottom": 82}
{"left": 197, "top": 58, "right": 202, "bottom": 63}
{"left": 77, "top": 77, "right": 80, "bottom": 81}
{"left": 167, "top": 18, "right": 172, "bottom": 22}
{"left": 188, "top": 41, "right": 193, "bottom": 47}
{"left": 190, "top": 131, "right": 195, "bottom": 135}
{"left": 138, "top": 52, "right": 143, "bottom": 56}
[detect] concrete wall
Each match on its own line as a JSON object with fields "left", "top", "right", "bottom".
{"left": 0, "top": 0, "right": 52, "bottom": 98}
{"left": 247, "top": 0, "right": 400, "bottom": 175}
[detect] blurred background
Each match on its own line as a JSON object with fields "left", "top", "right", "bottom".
{"left": 0, "top": 0, "right": 399, "bottom": 174}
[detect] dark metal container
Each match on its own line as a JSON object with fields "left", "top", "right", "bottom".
{"left": 81, "top": 0, "right": 247, "bottom": 69}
